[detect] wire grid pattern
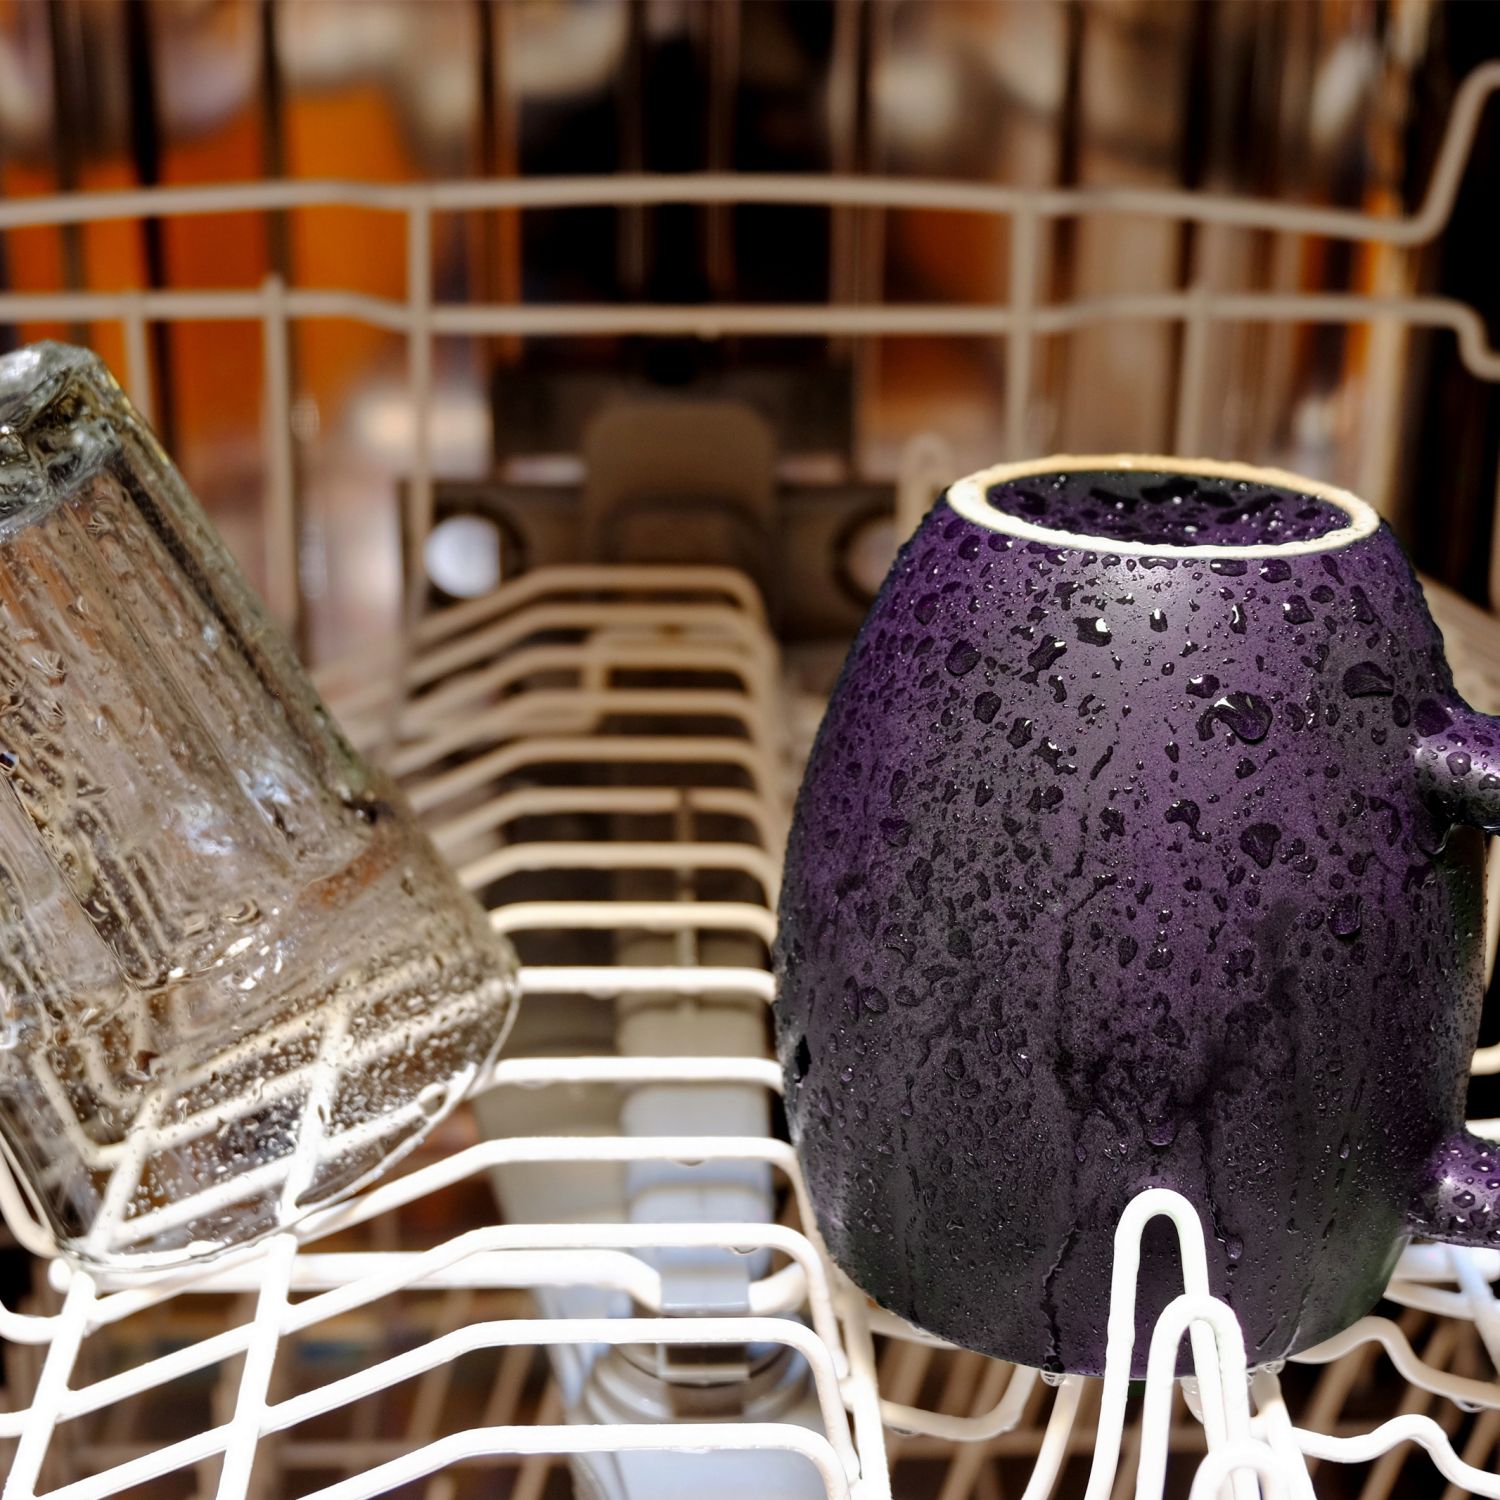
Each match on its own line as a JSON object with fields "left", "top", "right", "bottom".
{"left": 0, "top": 566, "right": 1498, "bottom": 1499}
{"left": 1, "top": 60, "right": 1500, "bottom": 1500}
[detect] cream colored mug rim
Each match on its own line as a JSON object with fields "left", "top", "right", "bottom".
{"left": 944, "top": 453, "right": 1380, "bottom": 559}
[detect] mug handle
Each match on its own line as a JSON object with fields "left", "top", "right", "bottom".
{"left": 1407, "top": 707, "right": 1500, "bottom": 1246}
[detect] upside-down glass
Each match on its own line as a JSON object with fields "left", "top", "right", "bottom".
{"left": 0, "top": 343, "right": 519, "bottom": 1270}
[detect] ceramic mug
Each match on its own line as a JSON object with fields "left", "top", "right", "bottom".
{"left": 775, "top": 454, "right": 1500, "bottom": 1375}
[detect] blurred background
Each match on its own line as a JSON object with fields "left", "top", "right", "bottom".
{"left": 0, "top": 0, "right": 1497, "bottom": 664}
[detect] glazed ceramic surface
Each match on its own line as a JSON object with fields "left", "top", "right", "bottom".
{"left": 775, "top": 455, "right": 1500, "bottom": 1376}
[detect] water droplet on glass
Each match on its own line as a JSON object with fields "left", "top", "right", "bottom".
{"left": 1149, "top": 609, "right": 1167, "bottom": 633}
{"left": 1074, "top": 616, "right": 1112, "bottom": 645}
{"left": 32, "top": 650, "right": 65, "bottom": 682}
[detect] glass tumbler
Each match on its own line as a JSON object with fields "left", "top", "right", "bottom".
{"left": 0, "top": 343, "right": 519, "bottom": 1270}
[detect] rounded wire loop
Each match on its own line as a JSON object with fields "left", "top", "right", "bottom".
{"left": 1138, "top": 1295, "right": 1256, "bottom": 1500}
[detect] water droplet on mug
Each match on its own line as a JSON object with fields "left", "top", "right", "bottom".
{"left": 945, "top": 640, "right": 980, "bottom": 676}
{"left": 1164, "top": 799, "right": 1201, "bottom": 832}
{"left": 1329, "top": 893, "right": 1362, "bottom": 940}
{"left": 1239, "top": 822, "right": 1281, "bottom": 869}
{"left": 1027, "top": 637, "right": 1067, "bottom": 674}
{"left": 1197, "top": 691, "right": 1272, "bottom": 745}
{"left": 1342, "top": 661, "right": 1394, "bottom": 698}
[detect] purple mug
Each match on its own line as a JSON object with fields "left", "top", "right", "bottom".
{"left": 775, "top": 454, "right": 1500, "bottom": 1375}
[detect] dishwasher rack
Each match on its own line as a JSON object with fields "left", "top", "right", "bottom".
{"left": 6, "top": 57, "right": 1500, "bottom": 1500}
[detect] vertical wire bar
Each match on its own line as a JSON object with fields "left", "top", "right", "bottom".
{"left": 852, "top": 0, "right": 892, "bottom": 477}
{"left": 1173, "top": 285, "right": 1212, "bottom": 455}
{"left": 121, "top": 294, "right": 155, "bottom": 428}
{"left": 703, "top": 0, "right": 740, "bottom": 301}
{"left": 261, "top": 273, "right": 300, "bottom": 641}
{"left": 275, "top": 1002, "right": 353, "bottom": 1219}
{"left": 386, "top": 199, "right": 435, "bottom": 760}
{"left": 509, "top": 1381, "right": 564, "bottom": 1500}
{"left": 1006, "top": 207, "right": 1038, "bottom": 458}
{"left": 935, "top": 1358, "right": 1012, "bottom": 1500}
{"left": 2, "top": 1272, "right": 96, "bottom": 1499}
{"left": 1024, "top": 1376, "right": 1087, "bottom": 1500}
{"left": 1450, "top": 1246, "right": 1500, "bottom": 1372}
{"left": 215, "top": 1233, "right": 297, "bottom": 1500}
{"left": 79, "top": 1090, "right": 165, "bottom": 1264}
{"left": 836, "top": 1276, "right": 894, "bottom": 1500}
{"left": 828, "top": 0, "right": 863, "bottom": 404}
{"left": 405, "top": 202, "right": 435, "bottom": 615}
{"left": 1249, "top": 1371, "right": 1317, "bottom": 1500}
{"left": 1489, "top": 451, "right": 1500, "bottom": 611}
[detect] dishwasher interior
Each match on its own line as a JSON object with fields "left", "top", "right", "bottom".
{"left": 5, "top": 5, "right": 1500, "bottom": 1498}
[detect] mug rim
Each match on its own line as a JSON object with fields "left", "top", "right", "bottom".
{"left": 945, "top": 453, "right": 1380, "bottom": 559}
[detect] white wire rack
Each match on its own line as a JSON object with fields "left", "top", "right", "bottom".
{"left": 4, "top": 56, "right": 1500, "bottom": 1500}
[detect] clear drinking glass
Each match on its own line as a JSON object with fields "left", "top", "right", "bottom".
{"left": 0, "top": 343, "right": 519, "bottom": 1270}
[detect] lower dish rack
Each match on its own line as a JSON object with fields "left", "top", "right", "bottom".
{"left": 5, "top": 563, "right": 1500, "bottom": 1500}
